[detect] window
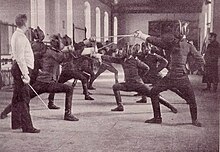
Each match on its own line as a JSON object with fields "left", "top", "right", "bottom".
{"left": 67, "top": 0, "right": 73, "bottom": 40}
{"left": 96, "top": 7, "right": 101, "bottom": 42}
{"left": 113, "top": 16, "right": 118, "bottom": 44}
{"left": 84, "top": 1, "right": 91, "bottom": 38}
{"left": 30, "top": 0, "right": 45, "bottom": 32}
{"left": 104, "top": 11, "right": 109, "bottom": 42}
{"left": 207, "top": 0, "right": 213, "bottom": 31}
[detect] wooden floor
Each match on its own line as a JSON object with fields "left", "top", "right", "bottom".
{"left": 0, "top": 66, "right": 219, "bottom": 152}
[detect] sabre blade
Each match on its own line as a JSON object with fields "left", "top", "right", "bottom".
{"left": 28, "top": 84, "right": 51, "bottom": 111}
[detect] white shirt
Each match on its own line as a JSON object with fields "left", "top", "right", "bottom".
{"left": 11, "top": 28, "right": 34, "bottom": 75}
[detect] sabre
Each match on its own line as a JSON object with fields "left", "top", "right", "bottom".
{"left": 97, "top": 36, "right": 128, "bottom": 51}
{"left": 28, "top": 84, "right": 51, "bottom": 111}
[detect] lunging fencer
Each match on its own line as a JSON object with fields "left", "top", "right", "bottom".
{"left": 47, "top": 35, "right": 95, "bottom": 102}
{"left": 89, "top": 42, "right": 119, "bottom": 86}
{"left": 3, "top": 34, "right": 79, "bottom": 123}
{"left": 93, "top": 44, "right": 177, "bottom": 113}
{"left": 134, "top": 21, "right": 205, "bottom": 127}
{"left": 135, "top": 44, "right": 189, "bottom": 105}
{"left": 0, "top": 27, "right": 60, "bottom": 120}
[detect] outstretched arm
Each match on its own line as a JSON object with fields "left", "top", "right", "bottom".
{"left": 101, "top": 55, "right": 122, "bottom": 64}
{"left": 134, "top": 30, "right": 172, "bottom": 50}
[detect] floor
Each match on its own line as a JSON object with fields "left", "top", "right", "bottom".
{"left": 0, "top": 66, "right": 219, "bottom": 152}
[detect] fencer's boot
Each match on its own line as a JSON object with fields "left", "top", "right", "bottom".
{"left": 213, "top": 84, "right": 218, "bottom": 93}
{"left": 158, "top": 96, "right": 177, "bottom": 113}
{"left": 64, "top": 90, "right": 79, "bottom": 121}
{"left": 48, "top": 93, "right": 60, "bottom": 109}
{"left": 88, "top": 77, "right": 96, "bottom": 90}
{"left": 0, "top": 104, "right": 12, "bottom": 119}
{"left": 136, "top": 96, "right": 147, "bottom": 103}
{"left": 82, "top": 84, "right": 94, "bottom": 100}
{"left": 145, "top": 96, "right": 162, "bottom": 124}
{"left": 189, "top": 103, "right": 202, "bottom": 127}
{"left": 111, "top": 90, "right": 124, "bottom": 111}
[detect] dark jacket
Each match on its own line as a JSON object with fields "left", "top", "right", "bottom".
{"left": 36, "top": 47, "right": 72, "bottom": 83}
{"left": 204, "top": 40, "right": 219, "bottom": 67}
{"left": 102, "top": 55, "right": 149, "bottom": 83}
{"left": 61, "top": 42, "right": 85, "bottom": 71}
{"left": 138, "top": 53, "right": 168, "bottom": 75}
{"left": 146, "top": 36, "right": 205, "bottom": 78}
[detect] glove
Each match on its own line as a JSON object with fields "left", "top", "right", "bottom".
{"left": 22, "top": 74, "right": 30, "bottom": 84}
{"left": 134, "top": 30, "right": 150, "bottom": 40}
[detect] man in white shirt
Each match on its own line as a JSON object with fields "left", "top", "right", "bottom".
{"left": 10, "top": 14, "right": 40, "bottom": 133}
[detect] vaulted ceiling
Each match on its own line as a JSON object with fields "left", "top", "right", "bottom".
{"left": 99, "top": 0, "right": 204, "bottom": 13}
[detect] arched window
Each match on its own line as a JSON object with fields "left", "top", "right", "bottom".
{"left": 207, "top": 0, "right": 213, "bottom": 31}
{"left": 96, "top": 7, "right": 101, "bottom": 42}
{"left": 104, "top": 11, "right": 109, "bottom": 42}
{"left": 84, "top": 1, "right": 91, "bottom": 38}
{"left": 31, "top": 0, "right": 45, "bottom": 32}
{"left": 67, "top": 0, "right": 73, "bottom": 40}
{"left": 113, "top": 16, "right": 118, "bottom": 44}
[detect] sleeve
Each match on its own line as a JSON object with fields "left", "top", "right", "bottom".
{"left": 155, "top": 54, "right": 168, "bottom": 73}
{"left": 49, "top": 49, "right": 72, "bottom": 64}
{"left": 137, "top": 58, "right": 149, "bottom": 72}
{"left": 101, "top": 55, "right": 122, "bottom": 64}
{"left": 189, "top": 44, "right": 205, "bottom": 67}
{"left": 15, "top": 37, "right": 29, "bottom": 75}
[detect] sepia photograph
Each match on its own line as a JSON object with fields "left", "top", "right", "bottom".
{"left": 0, "top": 0, "right": 219, "bottom": 151}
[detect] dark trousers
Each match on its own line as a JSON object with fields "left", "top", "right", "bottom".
{"left": 151, "top": 75, "right": 198, "bottom": 120}
{"left": 48, "top": 70, "right": 88, "bottom": 101}
{"left": 90, "top": 63, "right": 118, "bottom": 84}
{"left": 142, "top": 73, "right": 187, "bottom": 102}
{"left": 31, "top": 81, "right": 73, "bottom": 114}
{"left": 3, "top": 80, "right": 73, "bottom": 120}
{"left": 113, "top": 82, "right": 176, "bottom": 112}
{"left": 11, "top": 63, "right": 34, "bottom": 130}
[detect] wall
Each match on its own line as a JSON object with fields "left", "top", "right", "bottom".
{"left": 73, "top": 0, "right": 111, "bottom": 42}
{"left": 117, "top": 13, "right": 199, "bottom": 47}
{"left": 0, "top": 0, "right": 31, "bottom": 25}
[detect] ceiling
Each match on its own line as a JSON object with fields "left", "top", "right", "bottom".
{"left": 99, "top": 0, "right": 204, "bottom": 13}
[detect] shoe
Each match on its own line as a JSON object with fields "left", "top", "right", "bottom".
{"left": 136, "top": 99, "right": 147, "bottom": 103}
{"left": 23, "top": 128, "right": 40, "bottom": 133}
{"left": 64, "top": 114, "right": 79, "bottom": 121}
{"left": 170, "top": 107, "right": 178, "bottom": 114}
{"left": 145, "top": 117, "right": 162, "bottom": 124}
{"left": 192, "top": 120, "right": 202, "bottom": 127}
{"left": 111, "top": 105, "right": 124, "bottom": 112}
{"left": 85, "top": 95, "right": 94, "bottom": 100}
{"left": 48, "top": 103, "right": 60, "bottom": 109}
{"left": 88, "top": 86, "right": 96, "bottom": 90}
{"left": 0, "top": 113, "right": 7, "bottom": 119}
